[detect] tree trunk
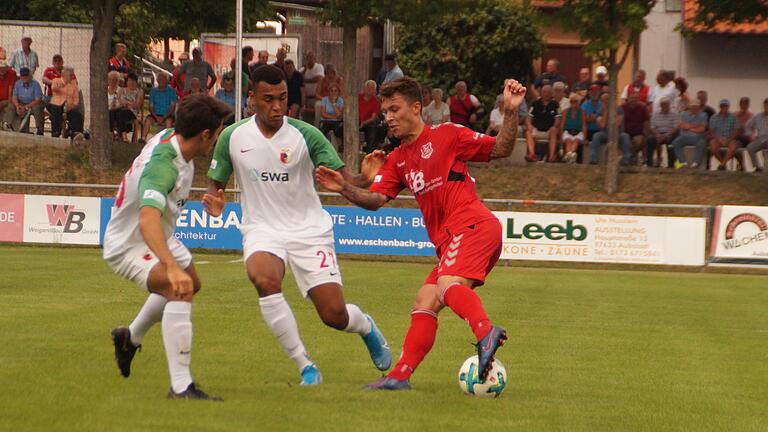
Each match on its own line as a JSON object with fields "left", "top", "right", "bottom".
{"left": 88, "top": 0, "right": 121, "bottom": 171}
{"left": 163, "top": 37, "right": 171, "bottom": 63}
{"left": 184, "top": 40, "right": 190, "bottom": 54}
{"left": 603, "top": 61, "right": 620, "bottom": 194}
{"left": 341, "top": 24, "right": 360, "bottom": 172}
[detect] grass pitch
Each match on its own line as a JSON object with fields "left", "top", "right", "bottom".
{"left": 1, "top": 246, "right": 766, "bottom": 431}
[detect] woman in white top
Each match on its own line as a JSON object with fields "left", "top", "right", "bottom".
{"left": 107, "top": 70, "right": 122, "bottom": 139}
{"left": 422, "top": 88, "right": 450, "bottom": 126}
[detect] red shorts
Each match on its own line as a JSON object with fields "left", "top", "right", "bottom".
{"left": 424, "top": 217, "right": 502, "bottom": 287}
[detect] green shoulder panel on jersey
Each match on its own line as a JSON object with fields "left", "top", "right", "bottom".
{"left": 208, "top": 118, "right": 251, "bottom": 184}
{"left": 138, "top": 143, "right": 179, "bottom": 214}
{"left": 287, "top": 117, "right": 345, "bottom": 170}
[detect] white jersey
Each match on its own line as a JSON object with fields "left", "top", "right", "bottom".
{"left": 103, "top": 129, "right": 194, "bottom": 260}
{"left": 208, "top": 116, "right": 344, "bottom": 241}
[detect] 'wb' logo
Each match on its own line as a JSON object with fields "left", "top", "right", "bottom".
{"left": 46, "top": 204, "right": 85, "bottom": 233}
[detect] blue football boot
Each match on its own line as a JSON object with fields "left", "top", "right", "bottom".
{"left": 476, "top": 325, "right": 508, "bottom": 382}
{"left": 361, "top": 315, "right": 392, "bottom": 371}
{"left": 300, "top": 363, "right": 323, "bottom": 386}
{"left": 363, "top": 376, "right": 411, "bottom": 391}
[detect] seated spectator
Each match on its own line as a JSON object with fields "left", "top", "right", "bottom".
{"left": 184, "top": 77, "right": 204, "bottom": 96}
{"left": 621, "top": 69, "right": 651, "bottom": 104}
{"left": 358, "top": 80, "right": 384, "bottom": 153}
{"left": 553, "top": 81, "right": 569, "bottom": 113}
{"left": 0, "top": 60, "right": 18, "bottom": 128}
{"left": 319, "top": 83, "right": 344, "bottom": 142}
{"left": 559, "top": 94, "right": 587, "bottom": 163}
{"left": 622, "top": 93, "right": 650, "bottom": 166}
{"left": 736, "top": 96, "right": 753, "bottom": 147}
{"left": 646, "top": 97, "right": 679, "bottom": 167}
{"left": 314, "top": 64, "right": 343, "bottom": 127}
{"left": 525, "top": 84, "right": 561, "bottom": 162}
{"left": 3, "top": 67, "right": 43, "bottom": 134}
{"left": 449, "top": 81, "right": 484, "bottom": 129}
{"left": 745, "top": 98, "right": 768, "bottom": 171}
{"left": 708, "top": 99, "right": 740, "bottom": 170}
{"left": 651, "top": 70, "right": 678, "bottom": 115}
{"left": 572, "top": 67, "right": 592, "bottom": 99}
{"left": 284, "top": 59, "right": 304, "bottom": 118}
{"left": 214, "top": 76, "right": 247, "bottom": 126}
{"left": 671, "top": 100, "right": 708, "bottom": 168}
{"left": 48, "top": 66, "right": 83, "bottom": 139}
{"left": 116, "top": 72, "right": 144, "bottom": 143}
{"left": 142, "top": 73, "right": 177, "bottom": 142}
{"left": 423, "top": 88, "right": 450, "bottom": 126}
{"left": 42, "top": 54, "right": 76, "bottom": 105}
{"left": 107, "top": 70, "right": 121, "bottom": 138}
{"left": 170, "top": 52, "right": 189, "bottom": 100}
{"left": 108, "top": 42, "right": 130, "bottom": 83}
{"left": 593, "top": 66, "right": 609, "bottom": 90}
{"left": 581, "top": 85, "right": 603, "bottom": 141}
{"left": 697, "top": 90, "right": 716, "bottom": 120}
{"left": 487, "top": 93, "right": 528, "bottom": 137}
{"left": 673, "top": 77, "right": 689, "bottom": 113}
{"left": 589, "top": 92, "right": 631, "bottom": 165}
{"left": 533, "top": 59, "right": 567, "bottom": 96}
{"left": 223, "top": 57, "right": 251, "bottom": 96}
{"left": 421, "top": 86, "right": 432, "bottom": 111}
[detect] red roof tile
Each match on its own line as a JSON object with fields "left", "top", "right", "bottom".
{"left": 683, "top": 0, "right": 768, "bottom": 35}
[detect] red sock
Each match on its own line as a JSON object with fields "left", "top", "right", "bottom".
{"left": 442, "top": 284, "right": 491, "bottom": 341}
{"left": 387, "top": 309, "right": 438, "bottom": 381}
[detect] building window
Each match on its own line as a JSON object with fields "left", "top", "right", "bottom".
{"left": 666, "top": 0, "right": 682, "bottom": 12}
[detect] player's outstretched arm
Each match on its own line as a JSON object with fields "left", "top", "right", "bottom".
{"left": 490, "top": 79, "right": 527, "bottom": 160}
{"left": 316, "top": 166, "right": 389, "bottom": 211}
{"left": 340, "top": 150, "right": 387, "bottom": 188}
{"left": 139, "top": 206, "right": 193, "bottom": 299}
{"left": 203, "top": 179, "right": 227, "bottom": 217}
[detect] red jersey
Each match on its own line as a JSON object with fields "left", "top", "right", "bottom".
{"left": 358, "top": 93, "right": 381, "bottom": 125}
{"left": 370, "top": 123, "right": 497, "bottom": 248}
{"left": 0, "top": 69, "right": 17, "bottom": 101}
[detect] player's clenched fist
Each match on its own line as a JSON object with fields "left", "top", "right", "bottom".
{"left": 503, "top": 79, "right": 526, "bottom": 112}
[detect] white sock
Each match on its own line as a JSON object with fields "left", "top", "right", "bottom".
{"left": 259, "top": 293, "right": 313, "bottom": 372}
{"left": 129, "top": 293, "right": 167, "bottom": 346}
{"left": 344, "top": 304, "right": 372, "bottom": 336}
{"left": 162, "top": 301, "right": 194, "bottom": 393}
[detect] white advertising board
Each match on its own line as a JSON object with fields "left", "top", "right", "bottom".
{"left": 709, "top": 205, "right": 768, "bottom": 265}
{"left": 23, "top": 195, "right": 101, "bottom": 245}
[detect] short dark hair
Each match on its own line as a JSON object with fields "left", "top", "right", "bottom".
{"left": 250, "top": 64, "right": 285, "bottom": 86}
{"left": 174, "top": 94, "right": 232, "bottom": 139}
{"left": 380, "top": 76, "right": 422, "bottom": 105}
{"left": 243, "top": 46, "right": 254, "bottom": 56}
{"left": 52, "top": 54, "right": 63, "bottom": 62}
{"left": 126, "top": 72, "right": 139, "bottom": 82}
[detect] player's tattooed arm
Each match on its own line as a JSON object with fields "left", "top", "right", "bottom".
{"left": 490, "top": 79, "right": 527, "bottom": 160}
{"left": 316, "top": 166, "right": 390, "bottom": 211}
{"left": 203, "top": 179, "right": 227, "bottom": 217}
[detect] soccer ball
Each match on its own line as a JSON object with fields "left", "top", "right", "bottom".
{"left": 458, "top": 355, "right": 507, "bottom": 398}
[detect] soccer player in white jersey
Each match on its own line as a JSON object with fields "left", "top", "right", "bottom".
{"left": 205, "top": 65, "right": 391, "bottom": 385}
{"left": 103, "top": 94, "right": 232, "bottom": 400}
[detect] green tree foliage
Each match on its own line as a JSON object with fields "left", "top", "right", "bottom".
{"left": 690, "top": 0, "right": 768, "bottom": 27}
{"left": 397, "top": 0, "right": 543, "bottom": 110}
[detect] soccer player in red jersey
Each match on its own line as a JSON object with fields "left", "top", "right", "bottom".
{"left": 316, "top": 76, "right": 525, "bottom": 390}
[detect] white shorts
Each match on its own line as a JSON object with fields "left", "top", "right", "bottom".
{"left": 243, "top": 230, "right": 342, "bottom": 298}
{"left": 105, "top": 237, "right": 192, "bottom": 290}
{"left": 562, "top": 131, "right": 584, "bottom": 141}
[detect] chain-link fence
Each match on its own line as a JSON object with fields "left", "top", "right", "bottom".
{"left": 0, "top": 20, "right": 93, "bottom": 128}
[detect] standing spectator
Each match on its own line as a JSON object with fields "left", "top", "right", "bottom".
{"left": 48, "top": 66, "right": 83, "bottom": 139}
{"left": 42, "top": 55, "right": 76, "bottom": 104}
{"left": 8, "top": 36, "right": 39, "bottom": 77}
{"left": 745, "top": 98, "right": 768, "bottom": 171}
{"left": 358, "top": 80, "right": 384, "bottom": 152}
{"left": 223, "top": 57, "right": 251, "bottom": 96}
{"left": 107, "top": 71, "right": 122, "bottom": 138}
{"left": 421, "top": 86, "right": 432, "bottom": 112}
{"left": 141, "top": 73, "right": 177, "bottom": 142}
{"left": 271, "top": 47, "right": 287, "bottom": 71}
{"left": 560, "top": 94, "right": 587, "bottom": 163}
{"left": 736, "top": 97, "right": 753, "bottom": 148}
{"left": 214, "top": 76, "right": 247, "bottom": 126}
{"left": 300, "top": 51, "right": 324, "bottom": 122}
{"left": 708, "top": 99, "right": 740, "bottom": 170}
{"left": 242, "top": 46, "right": 254, "bottom": 77}
{"left": 620, "top": 69, "right": 652, "bottom": 104}
{"left": 581, "top": 85, "right": 603, "bottom": 141}
{"left": 4, "top": 67, "right": 43, "bottom": 134}
{"left": 248, "top": 50, "right": 270, "bottom": 77}
{"left": 622, "top": 93, "right": 650, "bottom": 165}
{"left": 424, "top": 88, "right": 451, "bottom": 126}
{"left": 284, "top": 59, "right": 305, "bottom": 119}
{"left": 572, "top": 67, "right": 592, "bottom": 99}
{"left": 170, "top": 52, "right": 189, "bottom": 100}
{"left": 314, "top": 64, "right": 343, "bottom": 127}
{"left": 525, "top": 84, "right": 561, "bottom": 163}
{"left": 697, "top": 90, "right": 716, "bottom": 120}
{"left": 589, "top": 92, "right": 632, "bottom": 165}
{"left": 673, "top": 77, "right": 690, "bottom": 113}
{"left": 116, "top": 72, "right": 144, "bottom": 143}
{"left": 650, "top": 70, "right": 678, "bottom": 115}
{"left": 671, "top": 100, "right": 708, "bottom": 168}
{"left": 646, "top": 97, "right": 679, "bottom": 167}
{"left": 0, "top": 60, "right": 18, "bottom": 128}
{"left": 593, "top": 66, "right": 609, "bottom": 89}
{"left": 533, "top": 58, "right": 567, "bottom": 95}
{"left": 377, "top": 54, "right": 403, "bottom": 87}
{"left": 448, "top": 81, "right": 484, "bottom": 129}
{"left": 179, "top": 48, "right": 216, "bottom": 92}
{"left": 553, "top": 81, "right": 570, "bottom": 113}
{"left": 108, "top": 43, "right": 131, "bottom": 82}
{"left": 319, "top": 83, "right": 344, "bottom": 143}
